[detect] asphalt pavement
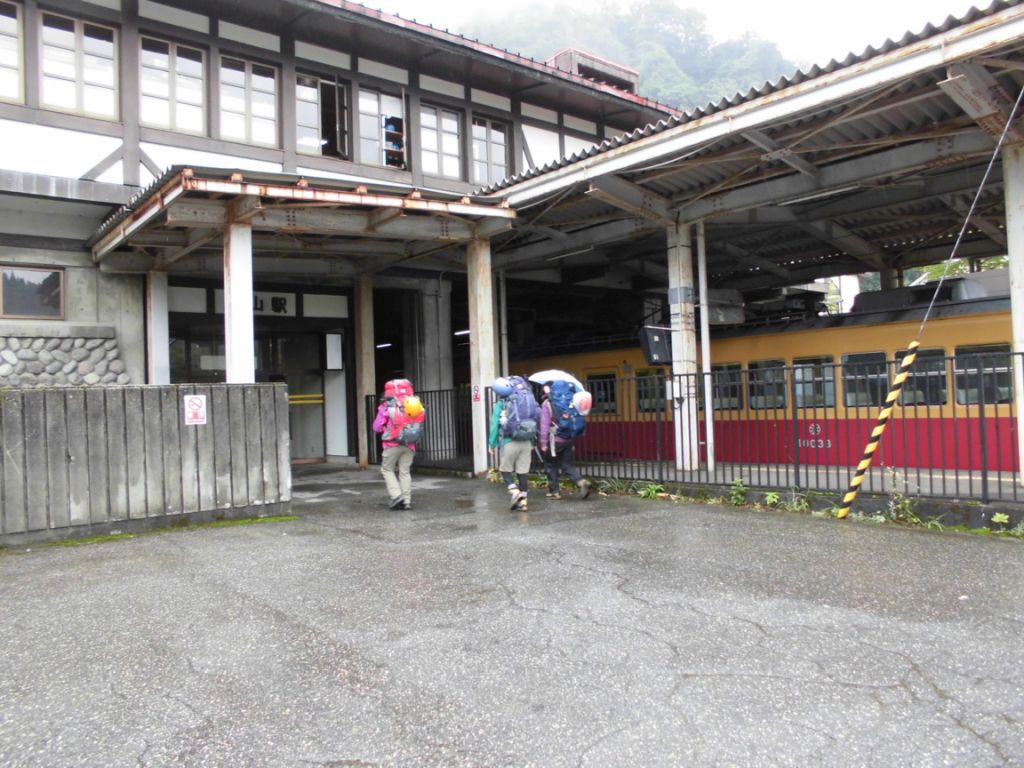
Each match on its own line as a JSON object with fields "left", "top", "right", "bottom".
{"left": 1, "top": 464, "right": 1023, "bottom": 767}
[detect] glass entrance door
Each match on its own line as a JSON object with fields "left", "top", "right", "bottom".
{"left": 260, "top": 333, "right": 325, "bottom": 462}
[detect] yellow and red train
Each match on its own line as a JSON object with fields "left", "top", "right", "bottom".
{"left": 511, "top": 278, "right": 1017, "bottom": 472}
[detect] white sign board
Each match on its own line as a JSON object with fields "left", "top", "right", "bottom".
{"left": 184, "top": 394, "right": 208, "bottom": 426}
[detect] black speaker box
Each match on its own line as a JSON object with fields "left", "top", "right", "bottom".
{"left": 639, "top": 326, "right": 672, "bottom": 366}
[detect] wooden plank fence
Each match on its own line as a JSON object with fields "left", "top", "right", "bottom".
{"left": 0, "top": 383, "right": 291, "bottom": 544}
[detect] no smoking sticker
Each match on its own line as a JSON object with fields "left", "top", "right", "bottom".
{"left": 184, "top": 394, "right": 208, "bottom": 426}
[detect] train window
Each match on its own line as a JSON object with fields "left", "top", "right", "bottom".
{"left": 636, "top": 369, "right": 666, "bottom": 413}
{"left": 711, "top": 363, "right": 743, "bottom": 410}
{"left": 748, "top": 359, "right": 786, "bottom": 409}
{"left": 954, "top": 344, "right": 1012, "bottom": 405}
{"left": 586, "top": 373, "right": 618, "bottom": 414}
{"left": 842, "top": 352, "right": 888, "bottom": 407}
{"left": 793, "top": 356, "right": 835, "bottom": 408}
{"left": 896, "top": 348, "right": 947, "bottom": 405}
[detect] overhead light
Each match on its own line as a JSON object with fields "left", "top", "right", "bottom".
{"left": 453, "top": 329, "right": 470, "bottom": 336}
{"left": 375, "top": 342, "right": 392, "bottom": 349}
{"left": 778, "top": 185, "right": 860, "bottom": 206}
{"left": 546, "top": 246, "right": 596, "bottom": 262}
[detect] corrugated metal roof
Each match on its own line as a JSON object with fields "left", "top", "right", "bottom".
{"left": 309, "top": 0, "right": 681, "bottom": 118}
{"left": 479, "top": 0, "right": 1022, "bottom": 195}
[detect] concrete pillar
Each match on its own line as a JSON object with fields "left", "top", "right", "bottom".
{"left": 145, "top": 271, "right": 170, "bottom": 384}
{"left": 417, "top": 278, "right": 453, "bottom": 391}
{"left": 498, "top": 270, "right": 510, "bottom": 374}
{"left": 355, "top": 274, "right": 376, "bottom": 469}
{"left": 467, "top": 238, "right": 497, "bottom": 475}
{"left": 696, "top": 222, "right": 714, "bottom": 473}
{"left": 1004, "top": 145, "right": 1024, "bottom": 478}
{"left": 667, "top": 222, "right": 700, "bottom": 471}
{"left": 880, "top": 268, "right": 900, "bottom": 291}
{"left": 223, "top": 222, "right": 255, "bottom": 383}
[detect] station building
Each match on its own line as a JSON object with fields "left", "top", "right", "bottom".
{"left": 0, "top": 0, "right": 675, "bottom": 466}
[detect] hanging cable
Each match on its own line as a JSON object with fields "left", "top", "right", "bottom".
{"left": 837, "top": 82, "right": 1024, "bottom": 520}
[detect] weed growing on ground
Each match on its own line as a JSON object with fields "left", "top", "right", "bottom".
{"left": 764, "top": 491, "right": 781, "bottom": 507}
{"left": 729, "top": 479, "right": 747, "bottom": 506}
{"left": 778, "top": 489, "right": 811, "bottom": 514}
{"left": 884, "top": 469, "right": 923, "bottom": 525}
{"left": 598, "top": 478, "right": 636, "bottom": 495}
{"left": 638, "top": 482, "right": 666, "bottom": 500}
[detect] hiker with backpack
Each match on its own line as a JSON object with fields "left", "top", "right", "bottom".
{"left": 488, "top": 375, "right": 540, "bottom": 511}
{"left": 538, "top": 379, "right": 593, "bottom": 501}
{"left": 373, "top": 378, "right": 426, "bottom": 510}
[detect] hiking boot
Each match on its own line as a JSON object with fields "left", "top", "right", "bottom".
{"left": 578, "top": 479, "right": 592, "bottom": 500}
{"left": 388, "top": 497, "right": 404, "bottom": 510}
{"left": 509, "top": 490, "right": 527, "bottom": 510}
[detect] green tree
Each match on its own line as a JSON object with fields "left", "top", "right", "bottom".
{"left": 461, "top": 1, "right": 796, "bottom": 112}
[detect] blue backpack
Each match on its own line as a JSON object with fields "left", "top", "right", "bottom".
{"left": 501, "top": 375, "right": 540, "bottom": 441}
{"left": 549, "top": 379, "right": 586, "bottom": 440}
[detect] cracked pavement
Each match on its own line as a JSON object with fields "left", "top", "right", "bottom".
{"left": 1, "top": 464, "right": 1023, "bottom": 767}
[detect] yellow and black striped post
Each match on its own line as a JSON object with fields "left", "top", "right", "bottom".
{"left": 837, "top": 340, "right": 919, "bottom": 519}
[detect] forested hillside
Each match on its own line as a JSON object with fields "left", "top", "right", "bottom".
{"left": 462, "top": 0, "right": 799, "bottom": 111}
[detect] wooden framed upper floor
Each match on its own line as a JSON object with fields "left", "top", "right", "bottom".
{"left": 0, "top": 0, "right": 677, "bottom": 197}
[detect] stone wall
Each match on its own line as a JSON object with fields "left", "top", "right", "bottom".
{"left": 0, "top": 335, "right": 131, "bottom": 388}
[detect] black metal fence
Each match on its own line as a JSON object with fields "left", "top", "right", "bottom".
{"left": 365, "top": 354, "right": 1022, "bottom": 503}
{"left": 365, "top": 385, "right": 474, "bottom": 471}
{"left": 574, "top": 353, "right": 1021, "bottom": 502}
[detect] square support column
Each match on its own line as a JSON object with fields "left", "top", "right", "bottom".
{"left": 146, "top": 271, "right": 170, "bottom": 384}
{"left": 696, "top": 221, "right": 715, "bottom": 473}
{"left": 1004, "top": 144, "right": 1024, "bottom": 477}
{"left": 417, "top": 279, "right": 453, "bottom": 392}
{"left": 467, "top": 238, "right": 497, "bottom": 475}
{"left": 223, "top": 221, "right": 255, "bottom": 384}
{"left": 355, "top": 274, "right": 376, "bottom": 468}
{"left": 667, "top": 222, "right": 700, "bottom": 471}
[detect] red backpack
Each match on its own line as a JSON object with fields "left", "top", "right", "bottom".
{"left": 383, "top": 379, "right": 425, "bottom": 445}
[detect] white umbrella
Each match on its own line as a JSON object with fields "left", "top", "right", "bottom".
{"left": 527, "top": 369, "right": 584, "bottom": 391}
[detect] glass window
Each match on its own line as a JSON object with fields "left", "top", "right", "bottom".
{"left": 472, "top": 117, "right": 509, "bottom": 186}
{"left": 0, "top": 1, "right": 22, "bottom": 103}
{"left": 359, "top": 88, "right": 405, "bottom": 169}
{"left": 706, "top": 363, "right": 743, "bottom": 410}
{"left": 219, "top": 56, "right": 277, "bottom": 146}
{"left": 748, "top": 360, "right": 786, "bottom": 409}
{"left": 421, "top": 104, "right": 461, "bottom": 179}
{"left": 793, "top": 355, "right": 835, "bottom": 408}
{"left": 897, "top": 347, "right": 947, "bottom": 405}
{"left": 585, "top": 373, "right": 617, "bottom": 415}
{"left": 1, "top": 267, "right": 62, "bottom": 318}
{"left": 842, "top": 351, "right": 888, "bottom": 407}
{"left": 636, "top": 369, "right": 665, "bottom": 413}
{"left": 296, "top": 72, "right": 349, "bottom": 159}
{"left": 954, "top": 344, "right": 1012, "bottom": 405}
{"left": 41, "top": 13, "right": 117, "bottom": 118}
{"left": 141, "top": 37, "right": 205, "bottom": 134}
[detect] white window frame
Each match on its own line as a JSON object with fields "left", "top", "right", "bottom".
{"left": 471, "top": 116, "right": 509, "bottom": 186}
{"left": 219, "top": 55, "right": 278, "bottom": 147}
{"left": 140, "top": 36, "right": 205, "bottom": 135}
{"left": 0, "top": 0, "right": 23, "bottom": 104}
{"left": 358, "top": 87, "right": 405, "bottom": 169}
{"left": 40, "top": 12, "right": 118, "bottom": 119}
{"left": 420, "top": 103, "right": 462, "bottom": 179}
{"left": 296, "top": 71, "right": 349, "bottom": 159}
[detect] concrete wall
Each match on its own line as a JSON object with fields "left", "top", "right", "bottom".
{"left": 0, "top": 383, "right": 291, "bottom": 545}
{"left": 0, "top": 246, "right": 146, "bottom": 386}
